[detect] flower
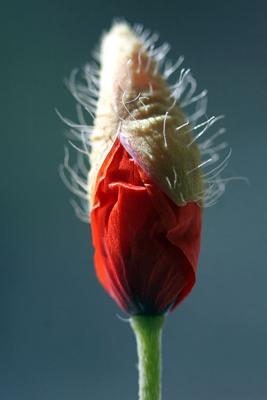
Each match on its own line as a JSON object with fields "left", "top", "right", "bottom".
{"left": 88, "top": 22, "right": 203, "bottom": 314}
{"left": 60, "top": 21, "right": 230, "bottom": 315}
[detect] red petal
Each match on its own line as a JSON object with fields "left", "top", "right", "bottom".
{"left": 90, "top": 138, "right": 202, "bottom": 314}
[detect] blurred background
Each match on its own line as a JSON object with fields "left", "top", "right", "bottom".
{"left": 1, "top": 1, "right": 267, "bottom": 399}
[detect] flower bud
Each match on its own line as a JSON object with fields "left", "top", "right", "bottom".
{"left": 89, "top": 22, "right": 202, "bottom": 314}
{"left": 61, "top": 21, "right": 230, "bottom": 314}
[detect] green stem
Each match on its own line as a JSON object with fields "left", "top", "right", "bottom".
{"left": 130, "top": 315, "right": 165, "bottom": 400}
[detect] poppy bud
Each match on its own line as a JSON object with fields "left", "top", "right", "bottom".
{"left": 88, "top": 22, "right": 203, "bottom": 315}
{"left": 61, "top": 21, "right": 229, "bottom": 315}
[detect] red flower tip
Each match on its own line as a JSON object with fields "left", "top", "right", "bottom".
{"left": 91, "top": 138, "right": 202, "bottom": 315}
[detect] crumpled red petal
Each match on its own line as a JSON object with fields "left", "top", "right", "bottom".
{"left": 91, "top": 137, "right": 202, "bottom": 315}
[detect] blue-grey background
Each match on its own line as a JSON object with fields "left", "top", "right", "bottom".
{"left": 1, "top": 1, "right": 267, "bottom": 399}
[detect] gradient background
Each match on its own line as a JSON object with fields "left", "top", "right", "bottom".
{"left": 1, "top": 1, "right": 267, "bottom": 399}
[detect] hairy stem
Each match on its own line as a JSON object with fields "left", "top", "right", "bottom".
{"left": 130, "top": 315, "right": 165, "bottom": 400}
